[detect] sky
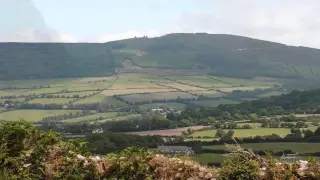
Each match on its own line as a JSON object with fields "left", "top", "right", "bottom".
{"left": 0, "top": 0, "right": 320, "bottom": 48}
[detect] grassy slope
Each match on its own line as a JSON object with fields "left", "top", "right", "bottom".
{"left": 191, "top": 128, "right": 291, "bottom": 138}
{"left": 0, "top": 110, "right": 80, "bottom": 122}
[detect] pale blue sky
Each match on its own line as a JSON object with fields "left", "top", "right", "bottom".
{"left": 0, "top": 0, "right": 320, "bottom": 48}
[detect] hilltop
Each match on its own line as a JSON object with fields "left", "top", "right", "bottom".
{"left": 1, "top": 33, "right": 320, "bottom": 80}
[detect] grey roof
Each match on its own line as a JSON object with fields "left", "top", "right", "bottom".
{"left": 157, "top": 146, "right": 192, "bottom": 152}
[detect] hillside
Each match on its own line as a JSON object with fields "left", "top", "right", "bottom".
{"left": 2, "top": 33, "right": 320, "bottom": 80}
{"left": 0, "top": 43, "right": 115, "bottom": 80}
{"left": 1, "top": 121, "right": 320, "bottom": 179}
{"left": 111, "top": 33, "right": 320, "bottom": 79}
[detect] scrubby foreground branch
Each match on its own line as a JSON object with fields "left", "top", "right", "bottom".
{"left": 1, "top": 121, "right": 320, "bottom": 180}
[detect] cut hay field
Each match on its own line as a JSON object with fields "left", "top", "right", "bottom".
{"left": 217, "top": 86, "right": 271, "bottom": 93}
{"left": 190, "top": 128, "right": 292, "bottom": 138}
{"left": 27, "top": 98, "right": 77, "bottom": 105}
{"left": 191, "top": 99, "right": 240, "bottom": 107}
{"left": 128, "top": 126, "right": 208, "bottom": 136}
{"left": 160, "top": 83, "right": 206, "bottom": 91}
{"left": 119, "top": 92, "right": 197, "bottom": 103}
{"left": 62, "top": 112, "right": 119, "bottom": 123}
{"left": 0, "top": 110, "right": 81, "bottom": 122}
{"left": 101, "top": 88, "right": 175, "bottom": 96}
{"left": 190, "top": 90, "right": 225, "bottom": 98}
{"left": 167, "top": 76, "right": 232, "bottom": 88}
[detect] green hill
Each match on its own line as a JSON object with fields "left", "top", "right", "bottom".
{"left": 111, "top": 33, "right": 320, "bottom": 79}
{"left": 2, "top": 33, "right": 320, "bottom": 80}
{"left": 0, "top": 43, "right": 115, "bottom": 80}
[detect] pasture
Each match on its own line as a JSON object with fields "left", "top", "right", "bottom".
{"left": 203, "top": 142, "right": 320, "bottom": 154}
{"left": 140, "top": 103, "right": 187, "bottom": 110}
{"left": 190, "top": 128, "right": 291, "bottom": 139}
{"left": 62, "top": 112, "right": 119, "bottom": 123}
{"left": 191, "top": 99, "right": 240, "bottom": 107}
{"left": 190, "top": 90, "right": 225, "bottom": 98}
{"left": 0, "top": 110, "right": 81, "bottom": 122}
{"left": 27, "top": 98, "right": 77, "bottom": 105}
{"left": 166, "top": 76, "right": 232, "bottom": 88}
{"left": 74, "top": 95, "right": 126, "bottom": 106}
{"left": 128, "top": 126, "right": 208, "bottom": 136}
{"left": 101, "top": 88, "right": 175, "bottom": 96}
{"left": 119, "top": 92, "right": 197, "bottom": 103}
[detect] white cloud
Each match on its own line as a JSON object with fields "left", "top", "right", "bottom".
{"left": 0, "top": 0, "right": 319, "bottom": 48}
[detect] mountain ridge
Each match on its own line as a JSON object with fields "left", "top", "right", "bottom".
{"left": 1, "top": 33, "right": 320, "bottom": 80}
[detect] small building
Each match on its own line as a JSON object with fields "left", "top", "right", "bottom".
{"left": 92, "top": 128, "right": 104, "bottom": 134}
{"left": 156, "top": 145, "right": 194, "bottom": 156}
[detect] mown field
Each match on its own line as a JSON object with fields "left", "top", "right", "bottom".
{"left": 0, "top": 73, "right": 287, "bottom": 123}
{"left": 0, "top": 110, "right": 81, "bottom": 122}
{"left": 190, "top": 99, "right": 240, "bottom": 107}
{"left": 61, "top": 112, "right": 119, "bottom": 123}
{"left": 190, "top": 128, "right": 292, "bottom": 138}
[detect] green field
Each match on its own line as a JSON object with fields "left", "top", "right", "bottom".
{"left": 190, "top": 90, "right": 225, "bottom": 98}
{"left": 140, "top": 103, "right": 187, "bottom": 110}
{"left": 74, "top": 94, "right": 126, "bottom": 106}
{"left": 203, "top": 142, "right": 320, "bottom": 154}
{"left": 55, "top": 91, "right": 99, "bottom": 98}
{"left": 120, "top": 92, "right": 197, "bottom": 103}
{"left": 191, "top": 128, "right": 291, "bottom": 138}
{"left": 167, "top": 76, "right": 232, "bottom": 88}
{"left": 27, "top": 98, "right": 77, "bottom": 105}
{"left": 191, "top": 99, "right": 240, "bottom": 107}
{"left": 62, "top": 112, "right": 119, "bottom": 123}
{"left": 195, "top": 153, "right": 225, "bottom": 165}
{"left": 0, "top": 110, "right": 81, "bottom": 122}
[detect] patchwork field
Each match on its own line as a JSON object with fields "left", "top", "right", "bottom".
{"left": 27, "top": 98, "right": 77, "bottom": 105}
{"left": 191, "top": 99, "right": 240, "bottom": 107}
{"left": 119, "top": 92, "right": 197, "bottom": 103}
{"left": 62, "top": 112, "right": 119, "bottom": 123}
{"left": 160, "top": 83, "right": 206, "bottom": 91}
{"left": 128, "top": 126, "right": 208, "bottom": 136}
{"left": 203, "top": 142, "right": 320, "bottom": 154}
{"left": 190, "top": 90, "right": 225, "bottom": 98}
{"left": 166, "top": 76, "right": 232, "bottom": 88}
{"left": 190, "top": 128, "right": 292, "bottom": 138}
{"left": 74, "top": 95, "right": 126, "bottom": 106}
{"left": 140, "top": 103, "right": 187, "bottom": 110}
{"left": 101, "top": 88, "right": 175, "bottom": 96}
{"left": 0, "top": 110, "right": 81, "bottom": 122}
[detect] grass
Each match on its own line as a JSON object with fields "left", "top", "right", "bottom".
{"left": 101, "top": 88, "right": 175, "bottom": 96}
{"left": 27, "top": 98, "right": 76, "bottom": 105}
{"left": 190, "top": 128, "right": 291, "bottom": 138}
{"left": 140, "top": 103, "right": 187, "bottom": 110}
{"left": 236, "top": 123, "right": 262, "bottom": 128}
{"left": 214, "top": 76, "right": 279, "bottom": 87}
{"left": 167, "top": 76, "right": 232, "bottom": 88}
{"left": 120, "top": 92, "right": 197, "bottom": 103}
{"left": 74, "top": 95, "right": 126, "bottom": 106}
{"left": 203, "top": 142, "right": 320, "bottom": 154}
{"left": 191, "top": 99, "right": 240, "bottom": 107}
{"left": 55, "top": 91, "right": 99, "bottom": 98}
{"left": 218, "top": 86, "right": 271, "bottom": 93}
{"left": 195, "top": 153, "right": 225, "bottom": 165}
{"left": 61, "top": 112, "right": 119, "bottom": 123}
{"left": 190, "top": 90, "right": 225, "bottom": 98}
{"left": 161, "top": 83, "right": 206, "bottom": 91}
{"left": 0, "top": 110, "right": 80, "bottom": 122}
